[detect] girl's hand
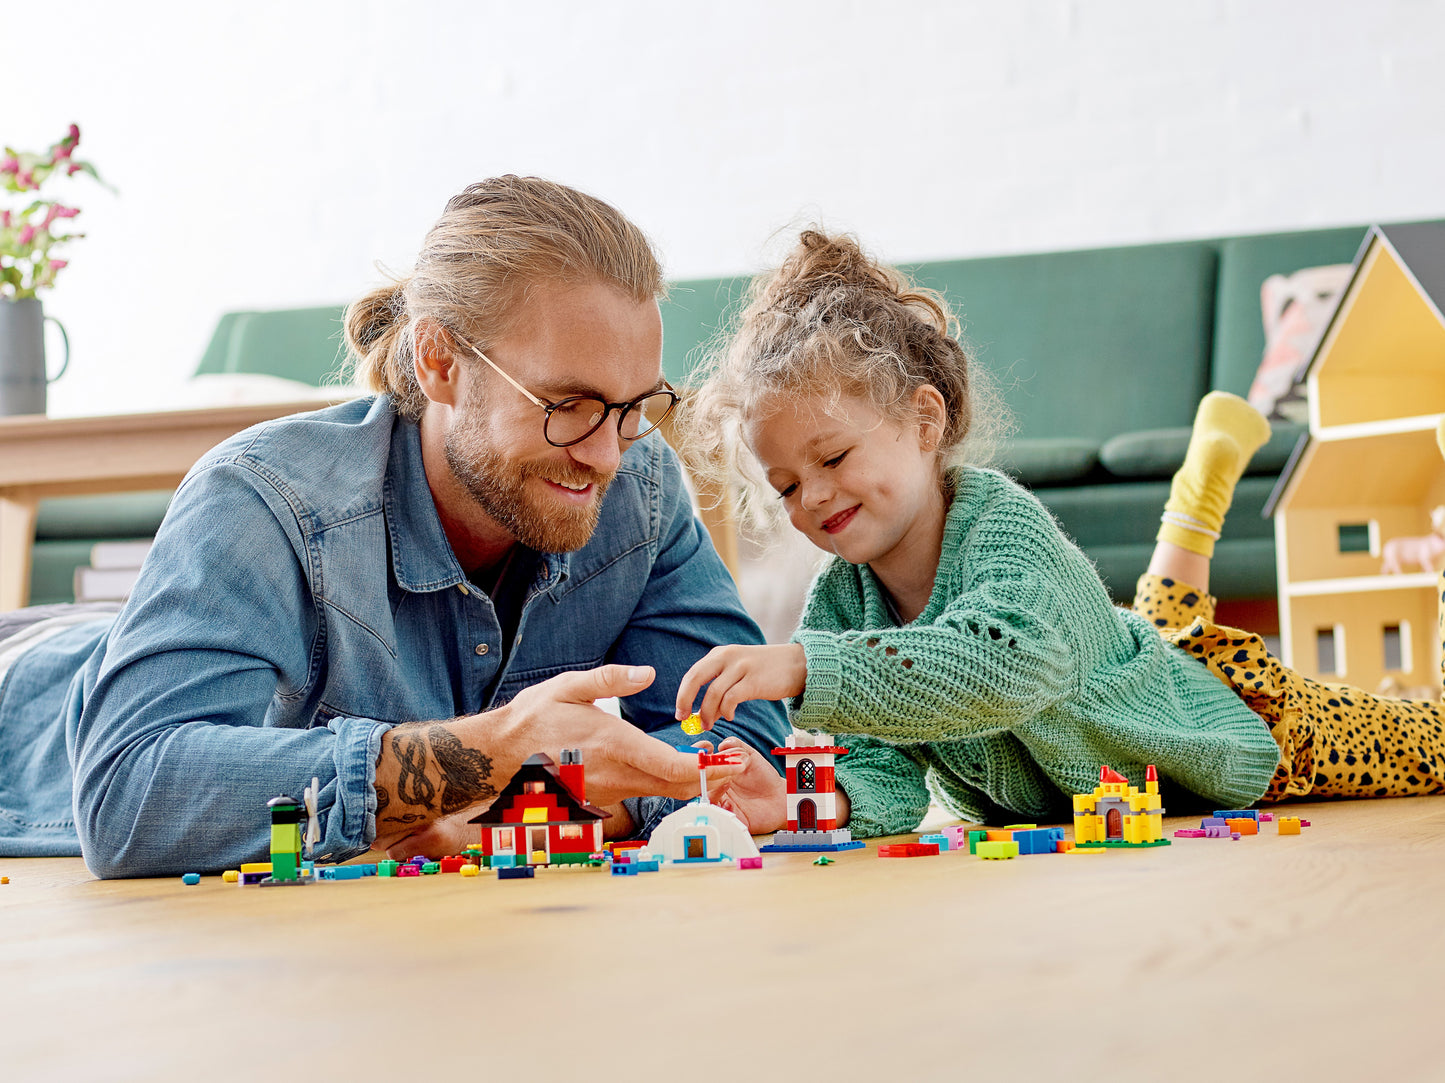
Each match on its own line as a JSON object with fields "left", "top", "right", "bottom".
{"left": 707, "top": 736, "right": 788, "bottom": 835}
{"left": 675, "top": 643, "right": 807, "bottom": 730}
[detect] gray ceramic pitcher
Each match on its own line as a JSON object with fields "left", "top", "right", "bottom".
{"left": 0, "top": 297, "right": 69, "bottom": 416}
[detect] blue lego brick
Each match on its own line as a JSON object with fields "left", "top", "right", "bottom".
{"left": 330, "top": 866, "right": 364, "bottom": 880}
{"left": 611, "top": 862, "right": 641, "bottom": 875}
{"left": 1013, "top": 827, "right": 1065, "bottom": 855}
{"left": 1214, "top": 809, "right": 1258, "bottom": 820}
{"left": 497, "top": 866, "right": 535, "bottom": 880}
{"left": 355, "top": 864, "right": 378, "bottom": 876}
{"left": 919, "top": 833, "right": 951, "bottom": 851}
{"left": 313, "top": 866, "right": 337, "bottom": 880}
{"left": 490, "top": 854, "right": 517, "bottom": 868}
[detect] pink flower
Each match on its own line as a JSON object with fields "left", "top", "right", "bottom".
{"left": 0, "top": 210, "right": 9, "bottom": 228}
{"left": 67, "top": 123, "right": 80, "bottom": 144}
{"left": 48, "top": 259, "right": 68, "bottom": 271}
{"left": 54, "top": 205, "right": 79, "bottom": 219}
{"left": 66, "top": 162, "right": 82, "bottom": 175}
{"left": 53, "top": 143, "right": 73, "bottom": 162}
{"left": 18, "top": 225, "right": 35, "bottom": 245}
{"left": 18, "top": 171, "right": 35, "bottom": 189}
{"left": 0, "top": 157, "right": 17, "bottom": 174}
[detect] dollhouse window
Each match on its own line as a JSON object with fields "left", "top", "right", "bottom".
{"left": 1316, "top": 626, "right": 1346, "bottom": 676}
{"left": 1336, "top": 522, "right": 1379, "bottom": 556}
{"left": 524, "top": 781, "right": 546, "bottom": 794}
{"left": 497, "top": 828, "right": 515, "bottom": 851}
{"left": 1383, "top": 623, "right": 1411, "bottom": 672}
{"left": 559, "top": 824, "right": 583, "bottom": 840}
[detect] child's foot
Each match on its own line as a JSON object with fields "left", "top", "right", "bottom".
{"left": 1158, "top": 392, "right": 1272, "bottom": 558}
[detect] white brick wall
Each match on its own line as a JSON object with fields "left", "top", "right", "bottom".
{"left": 9, "top": 0, "right": 1445, "bottom": 416}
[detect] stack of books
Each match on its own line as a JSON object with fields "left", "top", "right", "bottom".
{"left": 72, "top": 540, "right": 153, "bottom": 603}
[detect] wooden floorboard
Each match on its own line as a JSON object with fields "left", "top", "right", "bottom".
{"left": 3, "top": 796, "right": 1443, "bottom": 1081}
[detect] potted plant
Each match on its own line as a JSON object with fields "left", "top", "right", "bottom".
{"left": 1, "top": 124, "right": 106, "bottom": 416}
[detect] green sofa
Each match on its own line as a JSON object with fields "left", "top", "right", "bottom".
{"left": 29, "top": 221, "right": 1420, "bottom": 606}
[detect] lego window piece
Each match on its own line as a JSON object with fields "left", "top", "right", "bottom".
{"left": 524, "top": 780, "right": 546, "bottom": 794}
{"left": 559, "top": 824, "right": 583, "bottom": 840}
{"left": 798, "top": 759, "right": 816, "bottom": 792}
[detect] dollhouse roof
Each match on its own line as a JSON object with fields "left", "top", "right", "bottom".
{"left": 1266, "top": 221, "right": 1445, "bottom": 517}
{"left": 467, "top": 753, "right": 607, "bottom": 825}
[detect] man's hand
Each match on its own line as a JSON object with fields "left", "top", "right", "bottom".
{"left": 373, "top": 664, "right": 743, "bottom": 853}
{"left": 674, "top": 643, "right": 807, "bottom": 731}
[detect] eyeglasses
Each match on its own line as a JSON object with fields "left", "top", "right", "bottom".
{"left": 453, "top": 334, "right": 679, "bottom": 449}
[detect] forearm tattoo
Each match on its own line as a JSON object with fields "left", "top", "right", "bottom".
{"left": 379, "top": 722, "right": 497, "bottom": 818}
{"left": 395, "top": 730, "right": 436, "bottom": 810}
{"left": 429, "top": 725, "right": 498, "bottom": 814}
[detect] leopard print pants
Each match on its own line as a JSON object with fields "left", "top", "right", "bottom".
{"left": 1134, "top": 574, "right": 1445, "bottom": 801}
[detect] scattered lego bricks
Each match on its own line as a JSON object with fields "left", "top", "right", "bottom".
{"left": 181, "top": 872, "right": 201, "bottom": 885}
{"left": 976, "top": 841, "right": 1019, "bottom": 860}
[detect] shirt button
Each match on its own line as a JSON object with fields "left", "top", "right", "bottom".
{"left": 458, "top": 584, "right": 470, "bottom": 596}
{"left": 475, "top": 643, "right": 489, "bottom": 656}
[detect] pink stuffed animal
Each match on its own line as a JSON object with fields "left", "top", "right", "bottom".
{"left": 1381, "top": 507, "right": 1445, "bottom": 575}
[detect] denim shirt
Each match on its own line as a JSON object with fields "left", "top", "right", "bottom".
{"left": 0, "top": 397, "right": 786, "bottom": 875}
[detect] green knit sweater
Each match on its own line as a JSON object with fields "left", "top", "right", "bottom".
{"left": 790, "top": 467, "right": 1280, "bottom": 837}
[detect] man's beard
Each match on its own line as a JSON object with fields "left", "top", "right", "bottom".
{"left": 443, "top": 412, "right": 613, "bottom": 554}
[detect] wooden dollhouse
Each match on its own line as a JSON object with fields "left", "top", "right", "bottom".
{"left": 468, "top": 750, "right": 607, "bottom": 867}
{"left": 1266, "top": 221, "right": 1445, "bottom": 696}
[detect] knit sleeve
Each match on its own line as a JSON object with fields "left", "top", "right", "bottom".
{"left": 833, "top": 735, "right": 932, "bottom": 838}
{"left": 791, "top": 497, "right": 1077, "bottom": 742}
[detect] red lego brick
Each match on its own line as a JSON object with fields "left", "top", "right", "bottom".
{"left": 878, "top": 843, "right": 940, "bottom": 858}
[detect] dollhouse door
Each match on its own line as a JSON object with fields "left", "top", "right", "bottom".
{"left": 798, "top": 799, "right": 817, "bottom": 831}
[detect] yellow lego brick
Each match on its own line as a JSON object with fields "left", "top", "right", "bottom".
{"left": 222, "top": 870, "right": 240, "bottom": 883}
{"left": 522, "top": 807, "right": 548, "bottom": 824}
{"left": 529, "top": 849, "right": 547, "bottom": 864}
{"left": 1277, "top": 817, "right": 1301, "bottom": 835}
{"left": 1066, "top": 846, "right": 1107, "bottom": 855}
{"left": 1003, "top": 823, "right": 1038, "bottom": 831}
{"left": 459, "top": 864, "right": 481, "bottom": 877}
{"left": 239, "top": 862, "right": 273, "bottom": 874}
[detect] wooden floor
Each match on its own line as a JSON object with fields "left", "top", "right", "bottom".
{"left": 3, "top": 796, "right": 1443, "bottom": 1082}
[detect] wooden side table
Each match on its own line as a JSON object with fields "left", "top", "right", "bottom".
{"left": 0, "top": 401, "right": 334, "bottom": 610}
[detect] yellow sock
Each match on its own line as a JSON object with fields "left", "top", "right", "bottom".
{"left": 1158, "top": 392, "right": 1272, "bottom": 558}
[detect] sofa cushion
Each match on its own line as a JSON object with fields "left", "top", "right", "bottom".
{"left": 910, "top": 242, "right": 1218, "bottom": 441}
{"left": 1210, "top": 226, "right": 1371, "bottom": 396}
{"left": 993, "top": 438, "right": 1100, "bottom": 486}
{"left": 1099, "top": 423, "right": 1304, "bottom": 481}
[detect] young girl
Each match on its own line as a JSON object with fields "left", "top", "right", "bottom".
{"left": 674, "top": 229, "right": 1445, "bottom": 838}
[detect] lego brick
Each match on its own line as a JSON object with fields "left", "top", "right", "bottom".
{"left": 239, "top": 862, "right": 273, "bottom": 874}
{"left": 222, "top": 870, "right": 239, "bottom": 883}
{"left": 1066, "top": 846, "right": 1106, "bottom": 854}
{"left": 967, "top": 829, "right": 989, "bottom": 855}
{"left": 878, "top": 843, "right": 940, "bottom": 858}
{"left": 1174, "top": 829, "right": 1206, "bottom": 838}
{"left": 611, "top": 862, "right": 640, "bottom": 876}
{"left": 355, "top": 863, "right": 377, "bottom": 876}
{"left": 919, "top": 833, "right": 951, "bottom": 851}
{"left": 1054, "top": 839, "right": 1075, "bottom": 853}
{"left": 976, "top": 841, "right": 1019, "bottom": 860}
{"left": 1200, "top": 817, "right": 1226, "bottom": 828}
{"left": 397, "top": 864, "right": 421, "bottom": 877}
{"left": 438, "top": 856, "right": 466, "bottom": 873}
{"left": 1003, "top": 823, "right": 1038, "bottom": 831}
{"left": 738, "top": 856, "right": 762, "bottom": 869}
{"left": 330, "top": 866, "right": 364, "bottom": 880}
{"left": 1225, "top": 818, "right": 1259, "bottom": 836}
{"left": 377, "top": 860, "right": 399, "bottom": 877}
{"left": 181, "top": 872, "right": 201, "bottom": 885}
{"left": 421, "top": 862, "right": 440, "bottom": 874}
{"left": 1012, "top": 828, "right": 1065, "bottom": 855}
{"left": 986, "top": 829, "right": 1014, "bottom": 842}
{"left": 498, "top": 866, "right": 536, "bottom": 879}
{"left": 1259, "top": 812, "right": 1274, "bottom": 822}
{"left": 1214, "top": 809, "right": 1259, "bottom": 820}
{"left": 240, "top": 871, "right": 268, "bottom": 886}
{"left": 1277, "top": 816, "right": 1302, "bottom": 835}
{"left": 459, "top": 864, "right": 481, "bottom": 877}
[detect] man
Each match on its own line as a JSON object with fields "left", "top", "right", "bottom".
{"left": 0, "top": 176, "right": 787, "bottom": 875}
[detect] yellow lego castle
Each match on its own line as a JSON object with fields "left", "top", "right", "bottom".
{"left": 1072, "top": 765, "right": 1168, "bottom": 847}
